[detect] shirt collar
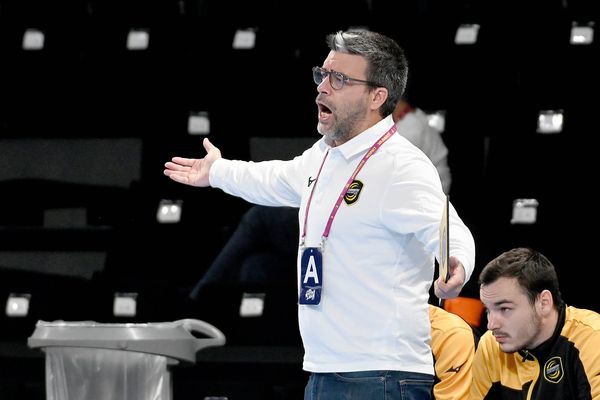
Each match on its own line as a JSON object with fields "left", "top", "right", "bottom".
{"left": 330, "top": 115, "right": 396, "bottom": 161}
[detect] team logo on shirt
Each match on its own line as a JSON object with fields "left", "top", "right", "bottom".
{"left": 344, "top": 180, "right": 363, "bottom": 205}
{"left": 543, "top": 357, "right": 564, "bottom": 384}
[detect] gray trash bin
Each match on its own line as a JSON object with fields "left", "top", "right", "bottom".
{"left": 28, "top": 319, "right": 226, "bottom": 400}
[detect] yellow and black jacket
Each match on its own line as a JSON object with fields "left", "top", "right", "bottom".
{"left": 471, "top": 306, "right": 600, "bottom": 399}
{"left": 429, "top": 304, "right": 477, "bottom": 400}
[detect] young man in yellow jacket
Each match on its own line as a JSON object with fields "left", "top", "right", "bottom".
{"left": 472, "top": 247, "right": 600, "bottom": 399}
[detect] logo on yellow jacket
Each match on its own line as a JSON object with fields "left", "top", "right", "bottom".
{"left": 543, "top": 356, "right": 564, "bottom": 384}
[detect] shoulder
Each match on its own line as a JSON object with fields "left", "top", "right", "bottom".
{"left": 430, "top": 305, "right": 472, "bottom": 332}
{"left": 563, "top": 306, "right": 600, "bottom": 334}
{"left": 561, "top": 306, "right": 600, "bottom": 388}
{"left": 562, "top": 306, "right": 600, "bottom": 347}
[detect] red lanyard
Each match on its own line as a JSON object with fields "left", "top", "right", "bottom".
{"left": 301, "top": 124, "right": 397, "bottom": 246}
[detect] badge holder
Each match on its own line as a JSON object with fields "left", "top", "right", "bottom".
{"left": 299, "top": 246, "right": 323, "bottom": 305}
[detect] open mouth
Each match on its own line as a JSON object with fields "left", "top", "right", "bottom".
{"left": 317, "top": 101, "right": 332, "bottom": 122}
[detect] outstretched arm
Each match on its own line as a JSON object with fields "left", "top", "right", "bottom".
{"left": 164, "top": 138, "right": 222, "bottom": 187}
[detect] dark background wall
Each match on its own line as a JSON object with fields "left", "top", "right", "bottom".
{"left": 0, "top": 0, "right": 599, "bottom": 399}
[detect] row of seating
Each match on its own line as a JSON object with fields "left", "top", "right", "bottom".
{"left": 0, "top": 3, "right": 597, "bottom": 400}
{"left": 0, "top": 0, "right": 598, "bottom": 20}
{"left": 0, "top": 0, "right": 598, "bottom": 339}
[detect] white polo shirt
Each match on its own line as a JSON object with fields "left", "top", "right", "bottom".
{"left": 210, "top": 115, "right": 475, "bottom": 375}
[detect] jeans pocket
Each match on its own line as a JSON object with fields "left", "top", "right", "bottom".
{"left": 398, "top": 376, "right": 434, "bottom": 400}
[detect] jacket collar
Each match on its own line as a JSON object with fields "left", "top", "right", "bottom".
{"left": 518, "top": 304, "right": 566, "bottom": 362}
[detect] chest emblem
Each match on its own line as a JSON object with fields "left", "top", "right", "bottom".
{"left": 344, "top": 180, "right": 363, "bottom": 205}
{"left": 543, "top": 356, "right": 564, "bottom": 384}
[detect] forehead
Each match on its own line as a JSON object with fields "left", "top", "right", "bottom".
{"left": 323, "top": 51, "right": 368, "bottom": 76}
{"left": 480, "top": 277, "right": 527, "bottom": 306}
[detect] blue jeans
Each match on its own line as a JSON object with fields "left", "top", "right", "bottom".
{"left": 304, "top": 370, "right": 433, "bottom": 400}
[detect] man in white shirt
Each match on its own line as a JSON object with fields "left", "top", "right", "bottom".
{"left": 165, "top": 29, "right": 475, "bottom": 400}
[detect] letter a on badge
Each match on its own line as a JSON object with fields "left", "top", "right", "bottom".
{"left": 303, "top": 256, "right": 320, "bottom": 284}
{"left": 299, "top": 247, "right": 323, "bottom": 305}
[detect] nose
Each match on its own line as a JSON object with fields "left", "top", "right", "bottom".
{"left": 486, "top": 312, "right": 498, "bottom": 330}
{"left": 317, "top": 73, "right": 331, "bottom": 93}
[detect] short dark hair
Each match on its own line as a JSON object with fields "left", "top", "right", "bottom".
{"left": 479, "top": 247, "right": 564, "bottom": 309}
{"left": 325, "top": 29, "right": 408, "bottom": 118}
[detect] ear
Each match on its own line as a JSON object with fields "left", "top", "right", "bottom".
{"left": 537, "top": 289, "right": 554, "bottom": 316}
{"left": 370, "top": 87, "right": 388, "bottom": 111}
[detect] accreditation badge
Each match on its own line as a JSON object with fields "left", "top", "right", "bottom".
{"left": 299, "top": 246, "right": 323, "bottom": 305}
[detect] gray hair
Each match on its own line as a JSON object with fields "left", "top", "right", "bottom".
{"left": 326, "top": 29, "right": 408, "bottom": 117}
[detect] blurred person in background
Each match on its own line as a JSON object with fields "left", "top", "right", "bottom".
{"left": 393, "top": 97, "right": 451, "bottom": 194}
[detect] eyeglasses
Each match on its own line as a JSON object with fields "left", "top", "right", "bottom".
{"left": 312, "top": 66, "right": 382, "bottom": 90}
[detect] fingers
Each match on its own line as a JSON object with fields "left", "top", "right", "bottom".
{"left": 165, "top": 172, "right": 189, "bottom": 184}
{"left": 164, "top": 156, "right": 195, "bottom": 174}
{"left": 433, "top": 278, "right": 446, "bottom": 299}
{"left": 166, "top": 139, "right": 213, "bottom": 173}
{"left": 170, "top": 157, "right": 196, "bottom": 166}
{"left": 203, "top": 137, "right": 214, "bottom": 152}
{"left": 164, "top": 164, "right": 186, "bottom": 177}
{"left": 164, "top": 138, "right": 216, "bottom": 187}
{"left": 435, "top": 274, "right": 462, "bottom": 299}
{"left": 163, "top": 168, "right": 183, "bottom": 181}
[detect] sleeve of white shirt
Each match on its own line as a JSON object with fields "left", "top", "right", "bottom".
{"left": 208, "top": 158, "right": 299, "bottom": 207}
{"left": 208, "top": 151, "right": 310, "bottom": 208}
{"left": 380, "top": 149, "right": 475, "bottom": 284}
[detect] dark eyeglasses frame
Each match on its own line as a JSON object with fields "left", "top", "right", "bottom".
{"left": 312, "top": 66, "right": 383, "bottom": 90}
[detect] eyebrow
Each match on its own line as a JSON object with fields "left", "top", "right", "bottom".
{"left": 490, "top": 299, "right": 516, "bottom": 308}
